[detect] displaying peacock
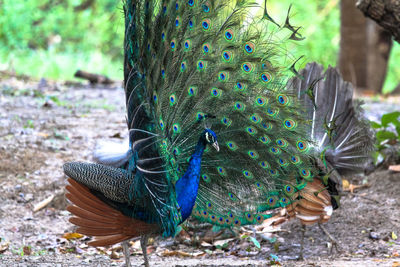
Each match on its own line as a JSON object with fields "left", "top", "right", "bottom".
{"left": 63, "top": 0, "right": 374, "bottom": 266}
{"left": 279, "top": 62, "right": 375, "bottom": 257}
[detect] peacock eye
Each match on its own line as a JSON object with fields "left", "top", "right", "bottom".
{"left": 206, "top": 132, "right": 216, "bottom": 143}
{"left": 205, "top": 132, "right": 210, "bottom": 142}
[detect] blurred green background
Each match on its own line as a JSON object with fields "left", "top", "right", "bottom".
{"left": 0, "top": 0, "right": 399, "bottom": 93}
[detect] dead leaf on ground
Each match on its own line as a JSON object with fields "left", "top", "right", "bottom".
{"left": 33, "top": 194, "right": 55, "bottom": 212}
{"left": 392, "top": 232, "right": 398, "bottom": 240}
{"left": 59, "top": 246, "right": 78, "bottom": 254}
{"left": 161, "top": 249, "right": 204, "bottom": 258}
{"left": 111, "top": 132, "right": 122, "bottom": 138}
{"left": 161, "top": 249, "right": 191, "bottom": 257}
{"left": 389, "top": 165, "right": 400, "bottom": 172}
{"left": 63, "top": 232, "right": 84, "bottom": 240}
{"left": 213, "top": 238, "right": 235, "bottom": 247}
{"left": 23, "top": 246, "right": 32, "bottom": 256}
{"left": 0, "top": 242, "right": 9, "bottom": 254}
{"left": 129, "top": 240, "right": 141, "bottom": 250}
{"left": 36, "top": 132, "right": 50, "bottom": 138}
{"left": 110, "top": 249, "right": 121, "bottom": 259}
{"left": 342, "top": 179, "right": 370, "bottom": 193}
{"left": 200, "top": 241, "right": 213, "bottom": 247}
{"left": 175, "top": 228, "right": 191, "bottom": 242}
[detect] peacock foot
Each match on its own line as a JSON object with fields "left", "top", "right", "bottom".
{"left": 318, "top": 223, "right": 341, "bottom": 255}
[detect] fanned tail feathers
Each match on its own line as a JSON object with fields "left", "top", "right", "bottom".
{"left": 290, "top": 62, "right": 375, "bottom": 176}
{"left": 275, "top": 63, "right": 375, "bottom": 226}
{"left": 123, "top": 0, "right": 321, "bottom": 229}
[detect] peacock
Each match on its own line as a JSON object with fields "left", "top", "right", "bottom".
{"left": 280, "top": 62, "right": 375, "bottom": 257}
{"left": 63, "top": 0, "right": 374, "bottom": 266}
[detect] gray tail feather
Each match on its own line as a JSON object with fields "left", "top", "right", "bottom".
{"left": 289, "top": 62, "right": 375, "bottom": 176}
{"left": 93, "top": 139, "right": 132, "bottom": 168}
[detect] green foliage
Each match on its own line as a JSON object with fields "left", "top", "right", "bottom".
{"left": 371, "top": 111, "right": 400, "bottom": 161}
{"left": 24, "top": 120, "right": 34, "bottom": 129}
{"left": 265, "top": 0, "right": 399, "bottom": 94}
{"left": 0, "top": 0, "right": 398, "bottom": 92}
{"left": 0, "top": 0, "right": 122, "bottom": 56}
{"left": 0, "top": 0, "right": 123, "bottom": 80}
{"left": 384, "top": 44, "right": 400, "bottom": 94}
{"left": 265, "top": 0, "right": 340, "bottom": 69}
{"left": 0, "top": 48, "right": 122, "bottom": 80}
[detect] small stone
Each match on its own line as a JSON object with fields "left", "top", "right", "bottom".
{"left": 369, "top": 231, "right": 380, "bottom": 240}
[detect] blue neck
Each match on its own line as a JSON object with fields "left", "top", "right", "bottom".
{"left": 175, "top": 137, "right": 206, "bottom": 222}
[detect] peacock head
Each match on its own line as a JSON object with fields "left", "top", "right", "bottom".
{"left": 203, "top": 129, "right": 219, "bottom": 152}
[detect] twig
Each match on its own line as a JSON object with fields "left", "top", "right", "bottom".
{"left": 33, "top": 194, "right": 55, "bottom": 212}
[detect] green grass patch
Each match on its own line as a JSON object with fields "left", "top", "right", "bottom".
{"left": 0, "top": 48, "right": 122, "bottom": 81}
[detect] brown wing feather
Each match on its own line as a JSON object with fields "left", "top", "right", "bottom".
{"left": 89, "top": 234, "right": 135, "bottom": 247}
{"left": 65, "top": 178, "right": 158, "bottom": 246}
{"left": 284, "top": 179, "right": 333, "bottom": 225}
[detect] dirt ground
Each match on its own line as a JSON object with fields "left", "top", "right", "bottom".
{"left": 0, "top": 76, "right": 399, "bottom": 266}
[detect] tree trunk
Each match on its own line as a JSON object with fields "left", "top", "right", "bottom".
{"left": 366, "top": 21, "right": 393, "bottom": 92}
{"left": 339, "top": 0, "right": 368, "bottom": 90}
{"left": 339, "top": 0, "right": 393, "bottom": 93}
{"left": 357, "top": 0, "right": 400, "bottom": 44}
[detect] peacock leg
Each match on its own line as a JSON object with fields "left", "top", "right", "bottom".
{"left": 298, "top": 224, "right": 306, "bottom": 260}
{"left": 122, "top": 240, "right": 132, "bottom": 267}
{"left": 141, "top": 235, "right": 149, "bottom": 267}
{"left": 318, "top": 223, "right": 340, "bottom": 254}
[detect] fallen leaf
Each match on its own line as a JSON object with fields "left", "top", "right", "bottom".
{"left": 389, "top": 165, "right": 400, "bottom": 172}
{"left": 213, "top": 238, "right": 235, "bottom": 247}
{"left": 63, "top": 232, "right": 84, "bottom": 240}
{"left": 111, "top": 132, "right": 122, "bottom": 138}
{"left": 342, "top": 179, "right": 350, "bottom": 190}
{"left": 175, "top": 228, "right": 191, "bottom": 241}
{"left": 37, "top": 132, "right": 49, "bottom": 138}
{"left": 23, "top": 246, "right": 32, "bottom": 256}
{"left": 392, "top": 232, "right": 398, "bottom": 240}
{"left": 147, "top": 246, "right": 155, "bottom": 254}
{"left": 0, "top": 242, "right": 9, "bottom": 254}
{"left": 110, "top": 250, "right": 120, "bottom": 259}
{"left": 202, "top": 228, "right": 223, "bottom": 243}
{"left": 342, "top": 180, "right": 370, "bottom": 193}
{"left": 191, "top": 251, "right": 206, "bottom": 257}
{"left": 59, "top": 246, "right": 77, "bottom": 254}
{"left": 96, "top": 247, "right": 108, "bottom": 254}
{"left": 249, "top": 236, "right": 260, "bottom": 249}
{"left": 130, "top": 240, "right": 141, "bottom": 250}
{"left": 200, "top": 241, "right": 212, "bottom": 247}
{"left": 161, "top": 249, "right": 191, "bottom": 257}
{"left": 33, "top": 194, "right": 55, "bottom": 212}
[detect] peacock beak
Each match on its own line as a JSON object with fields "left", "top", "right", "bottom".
{"left": 212, "top": 142, "right": 219, "bottom": 152}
